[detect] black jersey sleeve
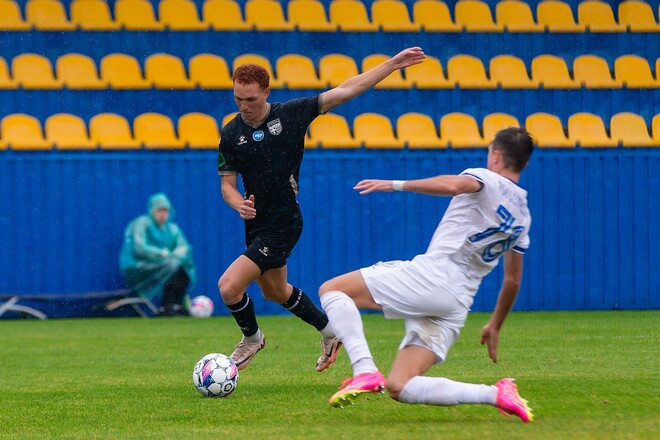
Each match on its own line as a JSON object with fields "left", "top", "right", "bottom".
{"left": 218, "top": 122, "right": 240, "bottom": 175}
{"left": 280, "top": 95, "right": 320, "bottom": 129}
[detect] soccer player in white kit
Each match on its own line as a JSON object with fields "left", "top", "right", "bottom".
{"left": 319, "top": 127, "right": 535, "bottom": 422}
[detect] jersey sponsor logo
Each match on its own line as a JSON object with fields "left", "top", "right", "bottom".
{"left": 267, "top": 118, "right": 282, "bottom": 135}
{"left": 253, "top": 130, "right": 265, "bottom": 141}
{"left": 238, "top": 135, "right": 247, "bottom": 145}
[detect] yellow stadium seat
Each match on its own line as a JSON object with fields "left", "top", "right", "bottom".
{"left": 189, "top": 53, "right": 233, "bottom": 89}
{"left": 25, "top": 0, "right": 75, "bottom": 31}
{"left": 354, "top": 113, "right": 402, "bottom": 148}
{"left": 233, "top": 54, "right": 282, "bottom": 88}
{"left": 537, "top": 0, "right": 586, "bottom": 32}
{"left": 57, "top": 53, "right": 107, "bottom": 90}
{"left": 203, "top": 0, "right": 250, "bottom": 30}
{"left": 115, "top": 0, "right": 164, "bottom": 30}
{"left": 577, "top": 0, "right": 626, "bottom": 32}
{"left": 90, "top": 113, "right": 140, "bottom": 149}
{"left": 531, "top": 54, "right": 580, "bottom": 89}
{"left": 145, "top": 53, "right": 195, "bottom": 90}
{"left": 489, "top": 55, "right": 538, "bottom": 89}
{"left": 178, "top": 112, "right": 220, "bottom": 149}
{"left": 0, "top": 0, "right": 31, "bottom": 30}
{"left": 245, "top": 0, "right": 295, "bottom": 31}
{"left": 288, "top": 0, "right": 336, "bottom": 31}
{"left": 405, "top": 56, "right": 454, "bottom": 89}
{"left": 455, "top": 0, "right": 503, "bottom": 32}
{"left": 441, "top": 112, "right": 488, "bottom": 148}
{"left": 573, "top": 54, "right": 621, "bottom": 88}
{"left": 160, "top": 0, "right": 207, "bottom": 30}
{"left": 397, "top": 112, "right": 447, "bottom": 148}
{"left": 12, "top": 53, "right": 62, "bottom": 89}
{"left": 2, "top": 113, "right": 51, "bottom": 150}
{"left": 0, "top": 57, "right": 17, "bottom": 89}
{"left": 134, "top": 113, "right": 185, "bottom": 149}
{"left": 371, "top": 0, "right": 420, "bottom": 32}
{"left": 308, "top": 113, "right": 360, "bottom": 148}
{"left": 45, "top": 113, "right": 96, "bottom": 149}
{"left": 222, "top": 112, "right": 239, "bottom": 127}
{"left": 101, "top": 53, "right": 151, "bottom": 90}
{"left": 330, "top": 0, "right": 378, "bottom": 31}
{"left": 447, "top": 54, "right": 496, "bottom": 89}
{"left": 568, "top": 112, "right": 617, "bottom": 147}
{"left": 525, "top": 112, "right": 574, "bottom": 147}
{"left": 413, "top": 0, "right": 461, "bottom": 32}
{"left": 483, "top": 112, "right": 520, "bottom": 141}
{"left": 496, "top": 0, "right": 543, "bottom": 32}
{"left": 653, "top": 114, "right": 660, "bottom": 144}
{"left": 362, "top": 54, "right": 410, "bottom": 89}
{"left": 618, "top": 0, "right": 660, "bottom": 32}
{"left": 276, "top": 54, "right": 325, "bottom": 89}
{"left": 70, "top": 0, "right": 120, "bottom": 30}
{"left": 319, "top": 53, "right": 359, "bottom": 88}
{"left": 610, "top": 112, "right": 658, "bottom": 147}
{"left": 615, "top": 55, "right": 660, "bottom": 88}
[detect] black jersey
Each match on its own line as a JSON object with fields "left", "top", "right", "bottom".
{"left": 218, "top": 95, "right": 320, "bottom": 228}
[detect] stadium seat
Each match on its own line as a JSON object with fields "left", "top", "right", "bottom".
{"left": 222, "top": 112, "right": 239, "bottom": 127}
{"left": 1, "top": 113, "right": 51, "bottom": 150}
{"left": 160, "top": 0, "right": 208, "bottom": 31}
{"left": 203, "top": 0, "right": 251, "bottom": 30}
{"left": 101, "top": 53, "right": 151, "bottom": 89}
{"left": 45, "top": 113, "right": 96, "bottom": 149}
{"left": 496, "top": 0, "right": 544, "bottom": 32}
{"left": 440, "top": 112, "right": 488, "bottom": 148}
{"left": 536, "top": 0, "right": 585, "bottom": 32}
{"left": 489, "top": 55, "right": 538, "bottom": 89}
{"left": 396, "top": 112, "right": 447, "bottom": 148}
{"left": 371, "top": 0, "right": 420, "bottom": 32}
{"left": 319, "top": 53, "right": 359, "bottom": 88}
{"left": 288, "top": 0, "right": 336, "bottom": 31}
{"left": 115, "top": 0, "right": 164, "bottom": 30}
{"left": 276, "top": 54, "right": 325, "bottom": 89}
{"left": 447, "top": 54, "right": 496, "bottom": 89}
{"left": 70, "top": 0, "right": 120, "bottom": 30}
{"left": 405, "top": 55, "right": 453, "bottom": 89}
{"left": 614, "top": 55, "right": 660, "bottom": 88}
{"left": 568, "top": 112, "right": 617, "bottom": 147}
{"left": 0, "top": 0, "right": 31, "bottom": 30}
{"left": 354, "top": 113, "right": 403, "bottom": 148}
{"left": 12, "top": 53, "right": 62, "bottom": 89}
{"left": 618, "top": 0, "right": 660, "bottom": 32}
{"left": 233, "top": 54, "right": 282, "bottom": 88}
{"left": 531, "top": 54, "right": 580, "bottom": 89}
{"left": 245, "top": 0, "right": 295, "bottom": 31}
{"left": 525, "top": 112, "right": 574, "bottom": 147}
{"left": 0, "top": 57, "right": 17, "bottom": 89}
{"left": 25, "top": 0, "right": 76, "bottom": 30}
{"left": 455, "top": 0, "right": 503, "bottom": 32}
{"left": 189, "top": 53, "right": 233, "bottom": 89}
{"left": 573, "top": 54, "right": 621, "bottom": 88}
{"left": 610, "top": 112, "right": 657, "bottom": 147}
{"left": 362, "top": 54, "right": 410, "bottom": 89}
{"left": 330, "top": 0, "right": 378, "bottom": 31}
{"left": 134, "top": 113, "right": 185, "bottom": 149}
{"left": 308, "top": 113, "right": 360, "bottom": 148}
{"left": 577, "top": 0, "right": 626, "bottom": 32}
{"left": 653, "top": 114, "right": 660, "bottom": 144}
{"left": 145, "top": 53, "right": 195, "bottom": 89}
{"left": 413, "top": 0, "right": 461, "bottom": 32}
{"left": 483, "top": 112, "right": 520, "bottom": 141}
{"left": 56, "top": 53, "right": 107, "bottom": 90}
{"left": 178, "top": 112, "right": 220, "bottom": 149}
{"left": 90, "top": 113, "right": 141, "bottom": 149}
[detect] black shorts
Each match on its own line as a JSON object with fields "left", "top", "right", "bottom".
{"left": 243, "top": 217, "right": 303, "bottom": 274}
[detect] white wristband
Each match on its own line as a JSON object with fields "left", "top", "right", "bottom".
{"left": 392, "top": 180, "right": 406, "bottom": 191}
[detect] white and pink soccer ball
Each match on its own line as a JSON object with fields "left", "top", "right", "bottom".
{"left": 192, "top": 353, "right": 238, "bottom": 397}
{"left": 189, "top": 295, "right": 214, "bottom": 318}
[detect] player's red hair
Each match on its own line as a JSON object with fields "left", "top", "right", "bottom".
{"left": 233, "top": 63, "right": 270, "bottom": 90}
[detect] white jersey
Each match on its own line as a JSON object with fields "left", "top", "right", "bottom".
{"left": 411, "top": 167, "right": 531, "bottom": 308}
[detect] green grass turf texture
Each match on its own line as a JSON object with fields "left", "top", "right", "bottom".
{"left": 0, "top": 310, "right": 657, "bottom": 440}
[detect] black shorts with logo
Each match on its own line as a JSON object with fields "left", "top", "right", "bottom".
{"left": 243, "top": 215, "right": 303, "bottom": 274}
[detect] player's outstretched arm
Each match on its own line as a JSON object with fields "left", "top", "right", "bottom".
{"left": 354, "top": 175, "right": 482, "bottom": 196}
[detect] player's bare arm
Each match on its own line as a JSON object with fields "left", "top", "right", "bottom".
{"left": 319, "top": 47, "right": 426, "bottom": 114}
{"left": 220, "top": 174, "right": 256, "bottom": 219}
{"left": 354, "top": 175, "right": 482, "bottom": 196}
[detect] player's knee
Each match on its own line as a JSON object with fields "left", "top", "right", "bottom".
{"left": 318, "top": 280, "right": 337, "bottom": 296}
{"left": 217, "top": 276, "right": 240, "bottom": 304}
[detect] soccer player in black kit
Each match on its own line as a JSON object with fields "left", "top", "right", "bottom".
{"left": 217, "top": 47, "right": 426, "bottom": 371}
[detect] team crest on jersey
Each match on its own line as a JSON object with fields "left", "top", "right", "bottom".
{"left": 267, "top": 118, "right": 282, "bottom": 135}
{"left": 253, "top": 130, "right": 265, "bottom": 141}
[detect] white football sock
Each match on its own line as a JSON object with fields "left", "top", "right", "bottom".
{"left": 398, "top": 376, "right": 497, "bottom": 406}
{"left": 319, "top": 323, "right": 335, "bottom": 339}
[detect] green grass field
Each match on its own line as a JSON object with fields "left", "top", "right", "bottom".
{"left": 0, "top": 311, "right": 658, "bottom": 439}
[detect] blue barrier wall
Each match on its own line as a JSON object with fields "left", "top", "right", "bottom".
{"left": 1, "top": 148, "right": 658, "bottom": 316}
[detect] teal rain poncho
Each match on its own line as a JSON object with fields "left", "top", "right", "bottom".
{"left": 119, "top": 193, "right": 196, "bottom": 300}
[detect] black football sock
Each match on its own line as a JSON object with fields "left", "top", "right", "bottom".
{"left": 281, "top": 286, "right": 329, "bottom": 331}
{"left": 226, "top": 293, "right": 259, "bottom": 337}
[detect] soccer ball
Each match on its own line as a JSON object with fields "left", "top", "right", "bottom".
{"left": 192, "top": 353, "right": 238, "bottom": 397}
{"left": 189, "top": 295, "right": 214, "bottom": 318}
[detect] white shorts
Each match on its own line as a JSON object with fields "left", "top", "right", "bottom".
{"left": 361, "top": 260, "right": 469, "bottom": 363}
